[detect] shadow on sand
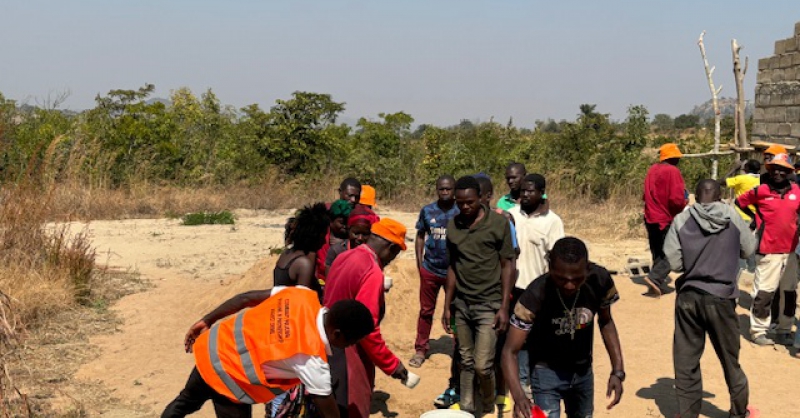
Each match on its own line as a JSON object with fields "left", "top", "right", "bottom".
{"left": 370, "top": 390, "right": 399, "bottom": 417}
{"left": 636, "top": 377, "right": 729, "bottom": 418}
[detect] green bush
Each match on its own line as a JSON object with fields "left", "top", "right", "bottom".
{"left": 181, "top": 210, "right": 236, "bottom": 226}
{"left": 1, "top": 85, "right": 734, "bottom": 205}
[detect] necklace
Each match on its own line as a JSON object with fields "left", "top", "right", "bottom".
{"left": 556, "top": 288, "right": 581, "bottom": 340}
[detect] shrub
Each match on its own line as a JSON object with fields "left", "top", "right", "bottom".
{"left": 181, "top": 210, "right": 236, "bottom": 226}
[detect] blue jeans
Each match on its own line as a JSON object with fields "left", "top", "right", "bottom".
{"left": 531, "top": 365, "right": 594, "bottom": 418}
{"left": 518, "top": 350, "right": 532, "bottom": 388}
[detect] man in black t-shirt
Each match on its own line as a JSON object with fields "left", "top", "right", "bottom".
{"left": 501, "top": 237, "right": 624, "bottom": 418}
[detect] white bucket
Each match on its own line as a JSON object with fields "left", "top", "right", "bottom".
{"left": 420, "top": 410, "right": 473, "bottom": 418}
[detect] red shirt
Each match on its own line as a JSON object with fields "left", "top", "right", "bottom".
{"left": 643, "top": 162, "right": 686, "bottom": 228}
{"left": 315, "top": 229, "right": 331, "bottom": 283}
{"left": 737, "top": 184, "right": 800, "bottom": 254}
{"left": 323, "top": 245, "right": 400, "bottom": 375}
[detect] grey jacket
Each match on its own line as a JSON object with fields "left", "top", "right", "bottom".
{"left": 664, "top": 202, "right": 756, "bottom": 298}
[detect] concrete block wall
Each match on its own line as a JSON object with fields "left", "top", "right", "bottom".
{"left": 752, "top": 21, "right": 800, "bottom": 146}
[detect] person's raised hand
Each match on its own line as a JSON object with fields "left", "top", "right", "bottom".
{"left": 493, "top": 309, "right": 509, "bottom": 335}
{"left": 184, "top": 319, "right": 209, "bottom": 353}
{"left": 606, "top": 375, "right": 623, "bottom": 410}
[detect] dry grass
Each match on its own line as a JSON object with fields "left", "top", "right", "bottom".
{"left": 0, "top": 175, "right": 113, "bottom": 417}
{"left": 4, "top": 269, "right": 149, "bottom": 417}
{"left": 551, "top": 192, "right": 646, "bottom": 242}
{"left": 47, "top": 175, "right": 345, "bottom": 221}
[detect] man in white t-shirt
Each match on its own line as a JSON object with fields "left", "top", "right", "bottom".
{"left": 507, "top": 174, "right": 565, "bottom": 397}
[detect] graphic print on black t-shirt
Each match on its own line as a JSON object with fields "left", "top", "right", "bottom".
{"left": 510, "top": 263, "right": 619, "bottom": 371}
{"left": 553, "top": 307, "right": 594, "bottom": 339}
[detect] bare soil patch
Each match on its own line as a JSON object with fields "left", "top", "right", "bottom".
{"left": 35, "top": 208, "right": 800, "bottom": 417}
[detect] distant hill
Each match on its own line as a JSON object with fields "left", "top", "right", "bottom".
{"left": 690, "top": 97, "right": 753, "bottom": 122}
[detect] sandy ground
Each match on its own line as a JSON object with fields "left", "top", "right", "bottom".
{"left": 69, "top": 208, "right": 800, "bottom": 418}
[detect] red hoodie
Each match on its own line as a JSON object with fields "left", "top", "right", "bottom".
{"left": 323, "top": 245, "right": 399, "bottom": 374}
{"left": 643, "top": 162, "right": 686, "bottom": 228}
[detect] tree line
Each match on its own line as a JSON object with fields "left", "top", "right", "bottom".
{"left": 0, "top": 85, "right": 732, "bottom": 201}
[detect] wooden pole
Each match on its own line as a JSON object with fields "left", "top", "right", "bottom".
{"left": 698, "top": 31, "right": 723, "bottom": 179}
{"left": 732, "top": 39, "right": 749, "bottom": 150}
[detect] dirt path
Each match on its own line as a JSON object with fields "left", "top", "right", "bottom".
{"left": 71, "top": 209, "right": 800, "bottom": 417}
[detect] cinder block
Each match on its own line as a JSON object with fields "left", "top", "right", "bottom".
{"left": 794, "top": 53, "right": 800, "bottom": 66}
{"left": 757, "top": 70, "right": 771, "bottom": 84}
{"left": 778, "top": 123, "right": 792, "bottom": 136}
{"left": 776, "top": 39, "right": 787, "bottom": 55}
{"left": 792, "top": 123, "right": 800, "bottom": 138}
{"left": 795, "top": 21, "right": 800, "bottom": 36}
{"left": 771, "top": 56, "right": 782, "bottom": 69}
{"left": 755, "top": 92, "right": 769, "bottom": 106}
{"left": 768, "top": 123, "right": 780, "bottom": 136}
{"left": 759, "top": 58, "right": 771, "bottom": 71}
{"left": 754, "top": 107, "right": 766, "bottom": 121}
{"left": 788, "top": 67, "right": 798, "bottom": 82}
{"left": 785, "top": 53, "right": 799, "bottom": 68}
{"left": 768, "top": 107, "right": 786, "bottom": 122}
{"left": 773, "top": 69, "right": 785, "bottom": 82}
{"left": 788, "top": 106, "right": 800, "bottom": 122}
{"left": 788, "top": 37, "right": 799, "bottom": 53}
{"left": 753, "top": 122, "right": 767, "bottom": 136}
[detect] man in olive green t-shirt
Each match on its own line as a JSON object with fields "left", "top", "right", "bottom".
{"left": 442, "top": 176, "right": 516, "bottom": 414}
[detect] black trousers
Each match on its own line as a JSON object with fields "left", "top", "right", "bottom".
{"left": 162, "top": 367, "right": 252, "bottom": 418}
{"left": 645, "top": 222, "right": 672, "bottom": 286}
{"left": 673, "top": 289, "right": 749, "bottom": 418}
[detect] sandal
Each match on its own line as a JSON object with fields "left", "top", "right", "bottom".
{"left": 409, "top": 352, "right": 425, "bottom": 368}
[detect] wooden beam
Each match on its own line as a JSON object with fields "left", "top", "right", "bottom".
{"left": 749, "top": 140, "right": 798, "bottom": 152}
{"left": 682, "top": 150, "right": 736, "bottom": 158}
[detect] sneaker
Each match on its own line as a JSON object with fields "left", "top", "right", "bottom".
{"left": 495, "top": 395, "right": 512, "bottom": 413}
{"left": 746, "top": 406, "right": 760, "bottom": 417}
{"left": 752, "top": 335, "right": 775, "bottom": 346}
{"left": 434, "top": 388, "right": 459, "bottom": 409}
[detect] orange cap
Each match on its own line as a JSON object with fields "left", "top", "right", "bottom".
{"left": 764, "top": 144, "right": 788, "bottom": 156}
{"left": 766, "top": 153, "right": 794, "bottom": 170}
{"left": 659, "top": 143, "right": 683, "bottom": 161}
{"left": 371, "top": 218, "right": 407, "bottom": 250}
{"left": 360, "top": 185, "right": 377, "bottom": 207}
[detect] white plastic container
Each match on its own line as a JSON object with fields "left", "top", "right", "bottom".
{"left": 420, "top": 410, "right": 473, "bottom": 418}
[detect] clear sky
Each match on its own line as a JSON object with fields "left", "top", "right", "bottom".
{"left": 1, "top": 1, "right": 797, "bottom": 126}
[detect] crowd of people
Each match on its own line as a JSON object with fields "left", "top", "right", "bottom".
{"left": 159, "top": 142, "right": 800, "bottom": 418}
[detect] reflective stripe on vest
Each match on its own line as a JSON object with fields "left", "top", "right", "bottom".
{"left": 208, "top": 313, "right": 284, "bottom": 404}
{"left": 235, "top": 312, "right": 265, "bottom": 387}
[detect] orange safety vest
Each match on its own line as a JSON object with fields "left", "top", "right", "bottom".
{"left": 193, "top": 287, "right": 328, "bottom": 404}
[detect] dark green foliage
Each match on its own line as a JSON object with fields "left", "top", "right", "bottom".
{"left": 674, "top": 114, "right": 700, "bottom": 130}
{"left": 652, "top": 114, "right": 674, "bottom": 133}
{"left": 0, "top": 86, "right": 731, "bottom": 204}
{"left": 181, "top": 210, "right": 236, "bottom": 226}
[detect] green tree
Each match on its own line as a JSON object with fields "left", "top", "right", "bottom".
{"left": 344, "top": 112, "right": 418, "bottom": 196}
{"left": 624, "top": 105, "right": 649, "bottom": 148}
{"left": 674, "top": 114, "right": 699, "bottom": 130}
{"left": 652, "top": 114, "right": 674, "bottom": 132}
{"left": 266, "top": 92, "right": 347, "bottom": 175}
